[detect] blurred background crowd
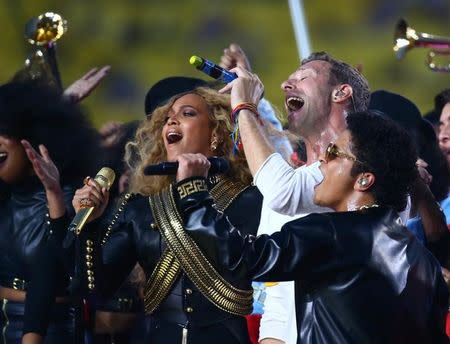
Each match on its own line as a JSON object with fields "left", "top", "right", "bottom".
{"left": 0, "top": 0, "right": 448, "bottom": 126}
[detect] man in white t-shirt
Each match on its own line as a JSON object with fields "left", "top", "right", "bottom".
{"left": 219, "top": 46, "right": 370, "bottom": 343}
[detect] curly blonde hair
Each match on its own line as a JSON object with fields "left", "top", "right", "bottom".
{"left": 125, "top": 87, "right": 253, "bottom": 195}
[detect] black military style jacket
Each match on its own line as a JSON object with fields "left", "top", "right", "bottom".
{"left": 69, "top": 176, "right": 263, "bottom": 342}
{"left": 182, "top": 179, "right": 449, "bottom": 344}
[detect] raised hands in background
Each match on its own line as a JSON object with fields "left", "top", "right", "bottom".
{"left": 63, "top": 66, "right": 111, "bottom": 103}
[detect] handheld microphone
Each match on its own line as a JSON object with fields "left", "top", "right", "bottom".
{"left": 69, "top": 167, "right": 116, "bottom": 235}
{"left": 144, "top": 157, "right": 229, "bottom": 176}
{"left": 189, "top": 55, "right": 238, "bottom": 83}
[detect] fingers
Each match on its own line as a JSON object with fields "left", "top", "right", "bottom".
{"left": 82, "top": 67, "right": 99, "bottom": 80}
{"left": 88, "top": 65, "right": 111, "bottom": 85}
{"left": 219, "top": 54, "right": 234, "bottom": 69}
{"left": 73, "top": 182, "right": 105, "bottom": 209}
{"left": 21, "top": 140, "right": 38, "bottom": 160}
{"left": 218, "top": 82, "right": 234, "bottom": 94}
{"left": 38, "top": 144, "right": 52, "bottom": 163}
{"left": 176, "top": 153, "right": 211, "bottom": 181}
{"left": 219, "top": 43, "right": 251, "bottom": 71}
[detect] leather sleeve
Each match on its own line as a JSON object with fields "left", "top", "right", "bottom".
{"left": 181, "top": 195, "right": 339, "bottom": 282}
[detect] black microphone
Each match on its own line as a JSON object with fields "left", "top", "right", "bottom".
{"left": 144, "top": 157, "right": 229, "bottom": 176}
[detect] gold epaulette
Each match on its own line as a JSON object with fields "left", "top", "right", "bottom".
{"left": 208, "top": 176, "right": 249, "bottom": 213}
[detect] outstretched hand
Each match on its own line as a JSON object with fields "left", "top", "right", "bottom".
{"left": 219, "top": 43, "right": 252, "bottom": 72}
{"left": 63, "top": 66, "right": 111, "bottom": 103}
{"left": 21, "top": 140, "right": 60, "bottom": 193}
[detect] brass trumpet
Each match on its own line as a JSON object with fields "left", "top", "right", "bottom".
{"left": 393, "top": 18, "right": 450, "bottom": 72}
{"left": 13, "top": 12, "right": 67, "bottom": 89}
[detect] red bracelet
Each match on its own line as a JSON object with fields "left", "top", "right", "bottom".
{"left": 231, "top": 102, "right": 262, "bottom": 125}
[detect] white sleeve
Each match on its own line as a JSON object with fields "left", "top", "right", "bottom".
{"left": 254, "top": 153, "right": 329, "bottom": 216}
{"left": 259, "top": 282, "right": 297, "bottom": 344}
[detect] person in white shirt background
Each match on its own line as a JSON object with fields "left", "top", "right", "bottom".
{"left": 219, "top": 45, "right": 369, "bottom": 344}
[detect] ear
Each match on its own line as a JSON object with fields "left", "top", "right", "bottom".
{"left": 332, "top": 84, "right": 353, "bottom": 103}
{"left": 354, "top": 172, "right": 375, "bottom": 191}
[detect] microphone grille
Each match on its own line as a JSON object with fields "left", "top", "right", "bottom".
{"left": 94, "top": 167, "right": 116, "bottom": 190}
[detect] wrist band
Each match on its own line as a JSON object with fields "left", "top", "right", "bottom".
{"left": 230, "top": 102, "right": 263, "bottom": 154}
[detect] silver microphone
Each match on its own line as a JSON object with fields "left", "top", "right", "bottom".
{"left": 69, "top": 167, "right": 116, "bottom": 235}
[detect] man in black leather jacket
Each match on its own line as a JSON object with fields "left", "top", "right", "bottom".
{"left": 176, "top": 111, "right": 449, "bottom": 343}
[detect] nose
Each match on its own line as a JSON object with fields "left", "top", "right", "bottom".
{"left": 281, "top": 79, "right": 294, "bottom": 91}
{"left": 166, "top": 113, "right": 179, "bottom": 125}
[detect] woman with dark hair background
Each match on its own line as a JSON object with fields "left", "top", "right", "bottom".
{"left": 0, "top": 81, "right": 101, "bottom": 343}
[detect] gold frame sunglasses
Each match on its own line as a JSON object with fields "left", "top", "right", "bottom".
{"left": 324, "top": 142, "right": 360, "bottom": 163}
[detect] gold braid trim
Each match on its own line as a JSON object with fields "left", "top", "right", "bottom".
{"left": 148, "top": 185, "right": 253, "bottom": 316}
{"left": 209, "top": 176, "right": 249, "bottom": 213}
{"left": 144, "top": 250, "right": 181, "bottom": 314}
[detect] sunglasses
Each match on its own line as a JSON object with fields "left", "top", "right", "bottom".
{"left": 324, "top": 142, "right": 359, "bottom": 163}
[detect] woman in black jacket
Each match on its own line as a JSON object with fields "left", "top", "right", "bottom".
{"left": 71, "top": 86, "right": 263, "bottom": 343}
{"left": 0, "top": 81, "right": 100, "bottom": 343}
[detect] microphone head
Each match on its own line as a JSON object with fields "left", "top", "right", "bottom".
{"left": 94, "top": 167, "right": 116, "bottom": 190}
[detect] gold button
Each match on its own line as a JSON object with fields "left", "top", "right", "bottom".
{"left": 86, "top": 247, "right": 93, "bottom": 253}
{"left": 87, "top": 270, "right": 94, "bottom": 276}
{"left": 185, "top": 288, "right": 193, "bottom": 295}
{"left": 88, "top": 283, "right": 95, "bottom": 290}
{"left": 88, "top": 276, "right": 95, "bottom": 282}
{"left": 186, "top": 307, "right": 193, "bottom": 313}
{"left": 86, "top": 261, "right": 93, "bottom": 268}
{"left": 86, "top": 240, "right": 93, "bottom": 246}
{"left": 150, "top": 222, "right": 157, "bottom": 230}
{"left": 86, "top": 254, "right": 92, "bottom": 261}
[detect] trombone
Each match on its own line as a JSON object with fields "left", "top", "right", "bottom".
{"left": 393, "top": 18, "right": 450, "bottom": 72}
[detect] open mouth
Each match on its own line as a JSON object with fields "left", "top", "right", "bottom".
{"left": 0, "top": 152, "right": 7, "bottom": 164}
{"left": 166, "top": 131, "right": 182, "bottom": 144}
{"left": 286, "top": 96, "right": 305, "bottom": 112}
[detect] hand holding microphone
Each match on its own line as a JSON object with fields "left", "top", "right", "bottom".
{"left": 70, "top": 167, "right": 115, "bottom": 235}
{"left": 144, "top": 156, "right": 229, "bottom": 181}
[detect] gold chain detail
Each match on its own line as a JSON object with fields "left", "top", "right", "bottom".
{"left": 144, "top": 250, "right": 181, "bottom": 314}
{"left": 101, "top": 193, "right": 132, "bottom": 245}
{"left": 209, "top": 176, "right": 249, "bottom": 213}
{"left": 149, "top": 185, "right": 253, "bottom": 316}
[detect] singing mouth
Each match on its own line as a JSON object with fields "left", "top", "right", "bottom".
{"left": 286, "top": 96, "right": 305, "bottom": 112}
{"left": 0, "top": 152, "right": 7, "bottom": 164}
{"left": 166, "top": 131, "right": 182, "bottom": 144}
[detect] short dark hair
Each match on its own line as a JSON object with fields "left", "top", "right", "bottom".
{"left": 302, "top": 52, "right": 370, "bottom": 113}
{"left": 434, "top": 88, "right": 450, "bottom": 116}
{"left": 346, "top": 111, "right": 418, "bottom": 212}
{"left": 0, "top": 81, "right": 101, "bottom": 185}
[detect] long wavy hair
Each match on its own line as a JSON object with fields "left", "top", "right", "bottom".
{"left": 125, "top": 87, "right": 252, "bottom": 195}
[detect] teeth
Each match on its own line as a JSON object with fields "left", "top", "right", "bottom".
{"left": 167, "top": 132, "right": 182, "bottom": 144}
{"left": 286, "top": 97, "right": 305, "bottom": 111}
{"left": 0, "top": 152, "right": 6, "bottom": 163}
